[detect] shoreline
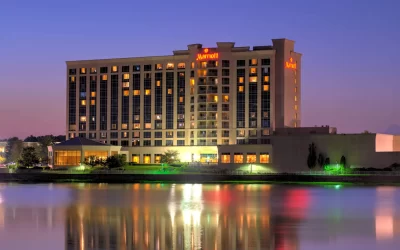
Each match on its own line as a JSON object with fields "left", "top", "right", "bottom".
{"left": 0, "top": 173, "right": 400, "bottom": 185}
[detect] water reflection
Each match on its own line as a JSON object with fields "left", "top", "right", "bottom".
{"left": 1, "top": 184, "right": 400, "bottom": 249}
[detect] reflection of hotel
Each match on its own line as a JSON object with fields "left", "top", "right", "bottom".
{"left": 65, "top": 39, "right": 301, "bottom": 165}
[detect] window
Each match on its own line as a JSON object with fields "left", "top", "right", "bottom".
{"left": 156, "top": 64, "right": 163, "bottom": 70}
{"left": 295, "top": 87, "right": 297, "bottom": 93}
{"left": 250, "top": 68, "right": 257, "bottom": 74}
{"left": 145, "top": 89, "right": 151, "bottom": 95}
{"left": 132, "top": 155, "right": 140, "bottom": 163}
{"left": 166, "top": 131, "right": 173, "bottom": 138}
{"left": 121, "top": 131, "right": 128, "bottom": 138}
{"left": 70, "top": 76, "right": 76, "bottom": 82}
{"left": 263, "top": 85, "right": 269, "bottom": 91}
{"left": 222, "top": 60, "right": 230, "bottom": 67}
{"left": 238, "top": 77, "right": 244, "bottom": 83}
{"left": 133, "top": 90, "right": 140, "bottom": 95}
{"left": 260, "top": 153, "right": 269, "bottom": 163}
{"left": 221, "top": 153, "right": 230, "bottom": 163}
{"left": 145, "top": 123, "right": 151, "bottom": 129}
{"left": 112, "top": 66, "right": 118, "bottom": 72}
{"left": 54, "top": 151, "right": 81, "bottom": 166}
{"left": 247, "top": 153, "right": 256, "bottom": 163}
{"left": 250, "top": 59, "right": 257, "bottom": 66}
{"left": 237, "top": 130, "right": 245, "bottom": 137}
{"left": 177, "top": 131, "right": 185, "bottom": 138}
{"left": 295, "top": 96, "right": 297, "bottom": 101}
{"left": 295, "top": 104, "right": 298, "bottom": 110}
{"left": 222, "top": 69, "right": 230, "bottom": 76}
{"left": 262, "top": 129, "right": 270, "bottom": 136}
{"left": 133, "top": 131, "right": 140, "bottom": 138}
{"left": 166, "top": 140, "right": 173, "bottom": 146}
{"left": 143, "top": 140, "right": 151, "bottom": 146}
{"left": 134, "top": 115, "right": 140, "bottom": 121}
{"left": 249, "top": 130, "right": 257, "bottom": 137}
{"left": 155, "top": 140, "right": 162, "bottom": 146}
{"left": 133, "top": 65, "right": 141, "bottom": 72}
{"left": 156, "top": 80, "right": 161, "bottom": 87}
{"left": 80, "top": 68, "right": 86, "bottom": 74}
{"left": 168, "top": 88, "right": 172, "bottom": 94}
{"left": 178, "top": 63, "right": 185, "bottom": 69}
{"left": 155, "top": 114, "right": 162, "bottom": 120}
{"left": 223, "top": 95, "right": 229, "bottom": 102}
{"left": 237, "top": 60, "right": 245, "bottom": 67}
{"left": 122, "top": 66, "right": 129, "bottom": 72}
{"left": 90, "top": 67, "right": 97, "bottom": 74}
{"left": 177, "top": 140, "right": 185, "bottom": 146}
{"left": 179, "top": 97, "right": 184, "bottom": 103}
{"left": 261, "top": 59, "right": 270, "bottom": 65}
{"left": 123, "top": 90, "right": 129, "bottom": 96}
{"left": 123, "top": 74, "right": 129, "bottom": 80}
{"left": 81, "top": 100, "right": 86, "bottom": 106}
{"left": 133, "top": 124, "right": 140, "bottom": 129}
{"left": 69, "top": 69, "right": 76, "bottom": 75}
{"left": 238, "top": 86, "right": 244, "bottom": 92}
{"left": 166, "top": 63, "right": 174, "bottom": 69}
{"left": 100, "top": 67, "right": 108, "bottom": 73}
{"left": 90, "top": 92, "right": 96, "bottom": 97}
{"left": 190, "top": 79, "right": 195, "bottom": 86}
{"left": 144, "top": 132, "right": 151, "bottom": 138}
{"left": 90, "top": 100, "right": 95, "bottom": 105}
{"left": 250, "top": 77, "right": 257, "bottom": 83}
{"left": 154, "top": 154, "right": 162, "bottom": 163}
{"left": 80, "top": 116, "right": 86, "bottom": 122}
{"left": 123, "top": 82, "right": 129, "bottom": 88}
{"left": 101, "top": 75, "right": 108, "bottom": 81}
{"left": 144, "top": 64, "right": 152, "bottom": 71}
{"left": 121, "top": 123, "right": 128, "bottom": 130}
{"left": 234, "top": 153, "right": 243, "bottom": 163}
{"left": 191, "top": 62, "right": 195, "bottom": 69}
{"left": 264, "top": 76, "right": 269, "bottom": 82}
{"left": 263, "top": 111, "right": 268, "bottom": 118}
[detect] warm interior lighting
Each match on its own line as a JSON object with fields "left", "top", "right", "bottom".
{"left": 123, "top": 74, "right": 129, "bottom": 80}
{"left": 122, "top": 123, "right": 128, "bottom": 129}
{"left": 250, "top": 68, "right": 257, "bottom": 74}
{"left": 144, "top": 155, "right": 151, "bottom": 164}
{"left": 263, "top": 85, "right": 269, "bottom": 91}
{"left": 191, "top": 62, "right": 195, "bottom": 69}
{"left": 223, "top": 95, "right": 229, "bottom": 102}
{"left": 294, "top": 87, "right": 297, "bottom": 93}
{"left": 246, "top": 154, "right": 256, "bottom": 163}
{"left": 90, "top": 100, "right": 95, "bottom": 105}
{"left": 145, "top": 123, "right": 151, "bottom": 129}
{"left": 80, "top": 68, "right": 86, "bottom": 74}
{"left": 112, "top": 66, "right": 118, "bottom": 72}
{"left": 264, "top": 76, "right": 269, "bottom": 82}
{"left": 168, "top": 88, "right": 172, "bottom": 94}
{"left": 251, "top": 59, "right": 257, "bottom": 65}
{"left": 221, "top": 154, "right": 230, "bottom": 163}
{"left": 156, "top": 80, "right": 161, "bottom": 87}
{"left": 90, "top": 92, "right": 96, "bottom": 97}
{"left": 178, "top": 63, "right": 185, "bottom": 69}
{"left": 250, "top": 77, "right": 257, "bottom": 83}
{"left": 70, "top": 76, "right": 76, "bottom": 82}
{"left": 80, "top": 116, "right": 86, "bottom": 122}
{"left": 179, "top": 97, "right": 184, "bottom": 103}
{"left": 90, "top": 67, "right": 96, "bottom": 73}
{"left": 84, "top": 151, "right": 107, "bottom": 160}
{"left": 156, "top": 64, "right": 162, "bottom": 70}
{"left": 239, "top": 86, "right": 244, "bottom": 92}
{"left": 145, "top": 89, "right": 151, "bottom": 95}
{"left": 123, "top": 90, "right": 129, "bottom": 96}
{"left": 123, "top": 82, "right": 129, "bottom": 88}
{"left": 239, "top": 77, "right": 244, "bottom": 83}
{"left": 190, "top": 79, "right": 195, "bottom": 86}
{"left": 133, "top": 124, "right": 140, "bottom": 129}
{"left": 295, "top": 104, "right": 298, "bottom": 110}
{"left": 260, "top": 153, "right": 269, "bottom": 163}
{"left": 234, "top": 154, "right": 243, "bottom": 163}
{"left": 81, "top": 100, "right": 86, "bottom": 106}
{"left": 101, "top": 75, "right": 108, "bottom": 81}
{"left": 214, "top": 96, "right": 218, "bottom": 102}
{"left": 132, "top": 155, "right": 139, "bottom": 163}
{"left": 133, "top": 90, "right": 140, "bottom": 96}
{"left": 295, "top": 96, "right": 297, "bottom": 101}
{"left": 54, "top": 151, "right": 81, "bottom": 166}
{"left": 166, "top": 63, "right": 174, "bottom": 69}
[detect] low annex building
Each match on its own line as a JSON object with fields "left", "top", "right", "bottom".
{"left": 48, "top": 137, "right": 121, "bottom": 168}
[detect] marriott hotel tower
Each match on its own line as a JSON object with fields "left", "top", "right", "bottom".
{"left": 66, "top": 38, "right": 301, "bottom": 164}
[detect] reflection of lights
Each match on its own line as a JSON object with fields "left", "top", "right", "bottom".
{"left": 0, "top": 194, "right": 3, "bottom": 204}
{"left": 375, "top": 187, "right": 395, "bottom": 240}
{"left": 376, "top": 215, "right": 393, "bottom": 240}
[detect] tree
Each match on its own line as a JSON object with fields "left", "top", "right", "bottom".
{"left": 5, "top": 137, "right": 23, "bottom": 163}
{"left": 160, "top": 150, "right": 180, "bottom": 165}
{"left": 106, "top": 154, "right": 126, "bottom": 169}
{"left": 0, "top": 154, "right": 5, "bottom": 164}
{"left": 84, "top": 155, "right": 99, "bottom": 168}
{"left": 340, "top": 155, "right": 346, "bottom": 168}
{"left": 18, "top": 146, "right": 40, "bottom": 167}
{"left": 317, "top": 153, "right": 325, "bottom": 169}
{"left": 307, "top": 143, "right": 317, "bottom": 170}
{"left": 324, "top": 157, "right": 331, "bottom": 167}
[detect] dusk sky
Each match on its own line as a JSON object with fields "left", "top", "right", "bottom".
{"left": 0, "top": 0, "right": 399, "bottom": 139}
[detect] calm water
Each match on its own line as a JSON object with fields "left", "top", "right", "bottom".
{"left": 0, "top": 183, "right": 399, "bottom": 250}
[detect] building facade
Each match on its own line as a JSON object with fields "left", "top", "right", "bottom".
{"left": 66, "top": 38, "right": 301, "bottom": 164}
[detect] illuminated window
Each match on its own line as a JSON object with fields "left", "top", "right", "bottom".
{"left": 90, "top": 67, "right": 96, "bottom": 73}
{"left": 237, "top": 130, "right": 245, "bottom": 137}
{"left": 155, "top": 114, "right": 161, "bottom": 120}
{"left": 294, "top": 122, "right": 297, "bottom": 128}
{"left": 250, "top": 77, "right": 257, "bottom": 83}
{"left": 191, "top": 62, "right": 195, "bottom": 69}
{"left": 190, "top": 78, "right": 195, "bottom": 86}
{"left": 80, "top": 68, "right": 86, "bottom": 74}
{"left": 133, "top": 90, "right": 140, "bottom": 96}
{"left": 123, "top": 74, "right": 129, "bottom": 80}
{"left": 264, "top": 76, "right": 269, "bottom": 82}
{"left": 90, "top": 92, "right": 96, "bottom": 97}
{"left": 132, "top": 155, "right": 139, "bottom": 163}
{"left": 250, "top": 59, "right": 257, "bottom": 66}
{"left": 201, "top": 62, "right": 207, "bottom": 68}
{"left": 295, "top": 113, "right": 298, "bottom": 119}
{"left": 295, "top": 96, "right": 297, "bottom": 101}
{"left": 70, "top": 76, "right": 76, "bottom": 82}
{"left": 123, "top": 82, "right": 129, "bottom": 88}
{"left": 234, "top": 153, "right": 243, "bottom": 163}
{"left": 263, "top": 85, "right": 269, "bottom": 91}
{"left": 123, "top": 90, "right": 129, "bottom": 96}
{"left": 190, "top": 87, "right": 194, "bottom": 95}
{"left": 166, "top": 63, "right": 174, "bottom": 69}
{"left": 178, "top": 63, "right": 185, "bottom": 69}
{"left": 168, "top": 88, "right": 172, "bottom": 94}
{"left": 122, "top": 132, "right": 128, "bottom": 138}
{"left": 246, "top": 153, "right": 256, "bottom": 163}
{"left": 81, "top": 100, "right": 86, "bottom": 106}
{"left": 239, "top": 77, "right": 244, "bottom": 83}
{"left": 156, "top": 80, "right": 161, "bottom": 87}
{"left": 238, "top": 86, "right": 244, "bottom": 92}
{"left": 143, "top": 154, "right": 151, "bottom": 164}
{"left": 223, "top": 95, "right": 229, "bottom": 102}
{"left": 179, "top": 97, "right": 184, "bottom": 103}
{"left": 155, "top": 154, "right": 161, "bottom": 163}
{"left": 221, "top": 153, "right": 230, "bottom": 163}
{"left": 112, "top": 66, "right": 118, "bottom": 72}
{"left": 101, "top": 75, "right": 108, "bottom": 81}
{"left": 260, "top": 153, "right": 269, "bottom": 163}
{"left": 145, "top": 123, "right": 151, "bottom": 129}
{"left": 133, "top": 131, "right": 140, "bottom": 138}
{"left": 145, "top": 89, "right": 151, "bottom": 95}
{"left": 122, "top": 123, "right": 128, "bottom": 130}
{"left": 80, "top": 116, "right": 86, "bottom": 122}
{"left": 54, "top": 151, "right": 81, "bottom": 166}
{"left": 250, "top": 68, "right": 257, "bottom": 74}
{"left": 295, "top": 105, "right": 298, "bottom": 110}
{"left": 133, "top": 124, "right": 140, "bottom": 129}
{"left": 156, "top": 64, "right": 163, "bottom": 70}
{"left": 214, "top": 96, "right": 218, "bottom": 102}
{"left": 90, "top": 100, "right": 95, "bottom": 105}
{"left": 134, "top": 115, "right": 140, "bottom": 121}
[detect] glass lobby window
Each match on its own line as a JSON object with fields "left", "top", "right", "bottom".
{"left": 143, "top": 154, "right": 151, "bottom": 164}
{"left": 111, "top": 66, "right": 118, "bottom": 72}
{"left": 90, "top": 67, "right": 97, "bottom": 74}
{"left": 54, "top": 151, "right": 81, "bottom": 166}
{"left": 178, "top": 63, "right": 185, "bottom": 69}
{"left": 132, "top": 154, "right": 139, "bottom": 163}
{"left": 234, "top": 153, "right": 243, "bottom": 163}
{"left": 156, "top": 64, "right": 163, "bottom": 70}
{"left": 246, "top": 153, "right": 256, "bottom": 163}
{"left": 155, "top": 154, "right": 162, "bottom": 163}
{"left": 84, "top": 151, "right": 108, "bottom": 160}
{"left": 221, "top": 153, "right": 230, "bottom": 163}
{"left": 260, "top": 153, "right": 269, "bottom": 163}
{"left": 166, "top": 63, "right": 174, "bottom": 70}
{"left": 250, "top": 59, "right": 257, "bottom": 66}
{"left": 250, "top": 77, "right": 257, "bottom": 83}
{"left": 80, "top": 68, "right": 86, "bottom": 74}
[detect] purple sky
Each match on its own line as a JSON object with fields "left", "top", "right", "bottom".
{"left": 0, "top": 0, "right": 399, "bottom": 139}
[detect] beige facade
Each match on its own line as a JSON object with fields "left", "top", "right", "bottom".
{"left": 66, "top": 38, "right": 301, "bottom": 164}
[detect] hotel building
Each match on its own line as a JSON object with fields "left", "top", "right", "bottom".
{"left": 65, "top": 38, "right": 301, "bottom": 164}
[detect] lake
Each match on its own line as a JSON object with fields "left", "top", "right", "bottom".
{"left": 0, "top": 183, "right": 399, "bottom": 250}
